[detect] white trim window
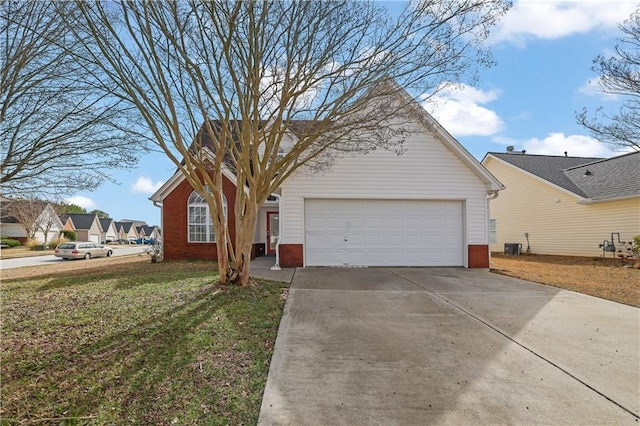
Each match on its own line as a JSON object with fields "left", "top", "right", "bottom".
{"left": 187, "top": 188, "right": 226, "bottom": 243}
{"left": 489, "top": 219, "right": 497, "bottom": 244}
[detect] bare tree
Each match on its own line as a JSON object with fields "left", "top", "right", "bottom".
{"left": 578, "top": 9, "right": 640, "bottom": 151}
{"left": 69, "top": 0, "right": 509, "bottom": 285}
{"left": 0, "top": 1, "right": 146, "bottom": 198}
{"left": 1, "top": 198, "right": 45, "bottom": 242}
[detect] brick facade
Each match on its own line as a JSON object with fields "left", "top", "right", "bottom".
{"left": 468, "top": 244, "right": 489, "bottom": 268}
{"left": 162, "top": 175, "right": 237, "bottom": 261}
{"left": 279, "top": 244, "right": 303, "bottom": 267}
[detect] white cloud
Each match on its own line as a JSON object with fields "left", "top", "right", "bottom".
{"left": 521, "top": 133, "right": 617, "bottom": 157}
{"left": 422, "top": 83, "right": 504, "bottom": 137}
{"left": 490, "top": 0, "right": 638, "bottom": 45}
{"left": 131, "top": 176, "right": 164, "bottom": 194}
{"left": 578, "top": 77, "right": 620, "bottom": 101}
{"left": 65, "top": 195, "right": 96, "bottom": 210}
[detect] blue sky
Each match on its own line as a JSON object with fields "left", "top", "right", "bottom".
{"left": 65, "top": 0, "right": 638, "bottom": 227}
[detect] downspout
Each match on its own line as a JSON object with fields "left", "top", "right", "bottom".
{"left": 270, "top": 193, "right": 281, "bottom": 271}
{"left": 152, "top": 199, "right": 163, "bottom": 252}
{"left": 486, "top": 190, "right": 500, "bottom": 265}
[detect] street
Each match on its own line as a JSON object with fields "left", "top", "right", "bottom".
{"left": 0, "top": 245, "right": 147, "bottom": 270}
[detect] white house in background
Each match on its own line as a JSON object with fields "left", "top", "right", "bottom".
{"left": 150, "top": 80, "right": 505, "bottom": 268}
{"left": 0, "top": 200, "right": 64, "bottom": 244}
{"left": 98, "top": 218, "right": 118, "bottom": 243}
{"left": 482, "top": 150, "right": 640, "bottom": 257}
{"left": 136, "top": 225, "right": 161, "bottom": 241}
{"left": 115, "top": 221, "right": 139, "bottom": 241}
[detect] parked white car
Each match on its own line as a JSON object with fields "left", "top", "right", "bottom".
{"left": 54, "top": 242, "right": 113, "bottom": 260}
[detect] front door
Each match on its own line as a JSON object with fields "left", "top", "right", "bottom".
{"left": 266, "top": 211, "right": 279, "bottom": 255}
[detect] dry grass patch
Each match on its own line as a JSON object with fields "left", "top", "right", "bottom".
{"left": 0, "top": 246, "right": 54, "bottom": 259}
{"left": 1, "top": 260, "right": 288, "bottom": 425}
{"left": 491, "top": 253, "right": 639, "bottom": 307}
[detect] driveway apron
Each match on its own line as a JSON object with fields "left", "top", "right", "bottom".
{"left": 258, "top": 267, "right": 639, "bottom": 425}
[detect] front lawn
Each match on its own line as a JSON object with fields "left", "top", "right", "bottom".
{"left": 1, "top": 261, "right": 288, "bottom": 424}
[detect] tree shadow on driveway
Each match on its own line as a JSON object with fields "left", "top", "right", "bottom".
{"left": 259, "top": 267, "right": 640, "bottom": 425}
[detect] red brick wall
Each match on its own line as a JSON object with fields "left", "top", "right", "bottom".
{"left": 279, "top": 244, "right": 303, "bottom": 267}
{"left": 162, "top": 175, "right": 237, "bottom": 261}
{"left": 468, "top": 244, "right": 489, "bottom": 268}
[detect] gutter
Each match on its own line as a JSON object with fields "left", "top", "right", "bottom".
{"left": 577, "top": 194, "right": 639, "bottom": 204}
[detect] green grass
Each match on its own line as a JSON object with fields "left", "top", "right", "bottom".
{"left": 1, "top": 261, "right": 288, "bottom": 425}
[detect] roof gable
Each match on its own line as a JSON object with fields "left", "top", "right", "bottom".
{"left": 1, "top": 199, "right": 49, "bottom": 224}
{"left": 61, "top": 213, "right": 102, "bottom": 231}
{"left": 485, "top": 152, "right": 603, "bottom": 197}
{"left": 152, "top": 79, "right": 504, "bottom": 202}
{"left": 99, "top": 218, "right": 116, "bottom": 231}
{"left": 115, "top": 221, "right": 136, "bottom": 233}
{"left": 484, "top": 151, "right": 639, "bottom": 200}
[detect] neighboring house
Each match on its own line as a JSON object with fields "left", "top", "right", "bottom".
{"left": 150, "top": 83, "right": 504, "bottom": 268}
{"left": 98, "top": 218, "right": 119, "bottom": 243}
{"left": 136, "top": 225, "right": 161, "bottom": 241}
{"left": 120, "top": 219, "right": 148, "bottom": 228}
{"left": 482, "top": 150, "right": 640, "bottom": 257}
{"left": 115, "top": 221, "right": 139, "bottom": 241}
{"left": 0, "top": 200, "right": 63, "bottom": 244}
{"left": 60, "top": 213, "right": 104, "bottom": 243}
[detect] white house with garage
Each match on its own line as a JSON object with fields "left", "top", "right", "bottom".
{"left": 150, "top": 82, "right": 504, "bottom": 268}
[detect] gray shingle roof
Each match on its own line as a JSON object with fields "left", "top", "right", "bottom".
{"left": 563, "top": 151, "right": 640, "bottom": 200}
{"left": 115, "top": 221, "right": 134, "bottom": 233}
{"left": 489, "top": 152, "right": 603, "bottom": 197}
{"left": 1, "top": 199, "right": 48, "bottom": 224}
{"left": 489, "top": 151, "right": 639, "bottom": 200}
{"left": 98, "top": 218, "right": 114, "bottom": 231}
{"left": 60, "top": 213, "right": 100, "bottom": 230}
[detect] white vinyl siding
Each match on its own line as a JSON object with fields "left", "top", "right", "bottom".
{"left": 484, "top": 156, "right": 640, "bottom": 256}
{"left": 280, "top": 115, "right": 491, "bottom": 267}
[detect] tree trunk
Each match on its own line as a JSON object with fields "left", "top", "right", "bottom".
{"left": 232, "top": 202, "right": 258, "bottom": 286}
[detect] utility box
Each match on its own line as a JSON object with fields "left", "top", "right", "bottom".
{"left": 504, "top": 243, "right": 521, "bottom": 256}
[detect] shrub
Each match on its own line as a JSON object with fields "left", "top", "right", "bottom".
{"left": 61, "top": 230, "right": 77, "bottom": 241}
{"left": 633, "top": 235, "right": 640, "bottom": 256}
{"left": 1, "top": 238, "right": 21, "bottom": 248}
{"left": 25, "top": 239, "right": 40, "bottom": 249}
{"left": 47, "top": 237, "right": 66, "bottom": 249}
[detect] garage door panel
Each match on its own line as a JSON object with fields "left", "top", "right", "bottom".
{"left": 305, "top": 199, "right": 463, "bottom": 267}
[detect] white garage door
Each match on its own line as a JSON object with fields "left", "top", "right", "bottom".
{"left": 89, "top": 234, "right": 100, "bottom": 243}
{"left": 305, "top": 199, "right": 463, "bottom": 267}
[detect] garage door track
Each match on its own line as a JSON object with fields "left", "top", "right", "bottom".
{"left": 259, "top": 267, "right": 639, "bottom": 425}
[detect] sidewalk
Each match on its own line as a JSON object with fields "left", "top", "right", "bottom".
{"left": 250, "top": 255, "right": 295, "bottom": 283}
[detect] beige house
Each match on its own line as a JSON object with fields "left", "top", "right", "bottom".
{"left": 482, "top": 150, "right": 640, "bottom": 257}
{"left": 60, "top": 213, "right": 104, "bottom": 243}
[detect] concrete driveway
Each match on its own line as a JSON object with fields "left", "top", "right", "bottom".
{"left": 259, "top": 267, "right": 640, "bottom": 425}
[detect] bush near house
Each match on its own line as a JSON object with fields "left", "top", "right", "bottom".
{"left": 61, "top": 230, "right": 77, "bottom": 241}
{"left": 46, "top": 237, "right": 66, "bottom": 249}
{"left": 1, "top": 238, "right": 21, "bottom": 247}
